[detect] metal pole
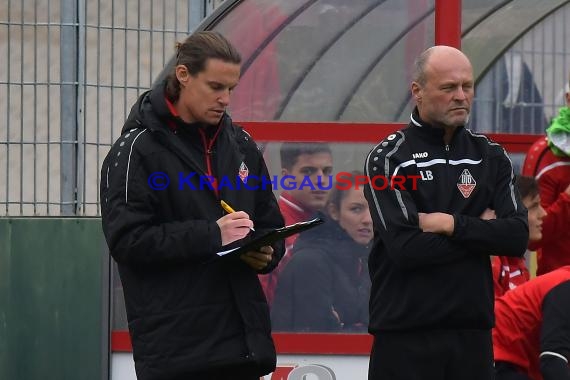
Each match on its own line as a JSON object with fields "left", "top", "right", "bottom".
{"left": 60, "top": 0, "right": 78, "bottom": 215}
{"left": 76, "top": 0, "right": 86, "bottom": 215}
{"left": 190, "top": 0, "right": 206, "bottom": 30}
{"left": 435, "top": 0, "right": 461, "bottom": 48}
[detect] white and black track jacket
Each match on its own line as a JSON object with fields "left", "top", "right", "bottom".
{"left": 364, "top": 108, "right": 529, "bottom": 333}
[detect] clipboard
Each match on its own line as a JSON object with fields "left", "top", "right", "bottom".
{"left": 216, "top": 217, "right": 324, "bottom": 257}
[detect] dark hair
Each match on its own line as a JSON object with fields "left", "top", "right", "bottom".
{"left": 515, "top": 175, "right": 539, "bottom": 200}
{"left": 326, "top": 170, "right": 363, "bottom": 212}
{"left": 165, "top": 31, "right": 241, "bottom": 102}
{"left": 280, "top": 142, "right": 332, "bottom": 170}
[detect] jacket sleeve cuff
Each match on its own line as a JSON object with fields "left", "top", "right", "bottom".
{"left": 540, "top": 354, "right": 570, "bottom": 380}
{"left": 450, "top": 214, "right": 461, "bottom": 238}
{"left": 208, "top": 221, "right": 223, "bottom": 254}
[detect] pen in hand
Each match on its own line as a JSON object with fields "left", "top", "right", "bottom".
{"left": 220, "top": 200, "right": 255, "bottom": 231}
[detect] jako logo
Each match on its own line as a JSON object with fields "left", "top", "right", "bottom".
{"left": 412, "top": 152, "right": 428, "bottom": 159}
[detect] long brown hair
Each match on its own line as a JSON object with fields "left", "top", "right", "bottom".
{"left": 165, "top": 31, "right": 241, "bottom": 102}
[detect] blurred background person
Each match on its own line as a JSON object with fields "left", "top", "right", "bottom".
{"left": 259, "top": 142, "right": 333, "bottom": 305}
{"left": 493, "top": 266, "right": 570, "bottom": 380}
{"left": 271, "top": 172, "right": 372, "bottom": 332}
{"left": 523, "top": 78, "right": 570, "bottom": 275}
{"left": 492, "top": 175, "right": 547, "bottom": 297}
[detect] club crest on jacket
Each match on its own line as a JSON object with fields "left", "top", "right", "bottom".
{"left": 457, "top": 168, "right": 476, "bottom": 198}
{"left": 239, "top": 161, "right": 249, "bottom": 183}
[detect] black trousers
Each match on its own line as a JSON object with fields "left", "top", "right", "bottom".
{"left": 368, "top": 329, "right": 493, "bottom": 380}
{"left": 494, "top": 361, "right": 532, "bottom": 380}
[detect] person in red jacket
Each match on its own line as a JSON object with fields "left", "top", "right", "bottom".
{"left": 493, "top": 266, "right": 570, "bottom": 380}
{"left": 492, "top": 175, "right": 547, "bottom": 297}
{"left": 523, "top": 86, "right": 570, "bottom": 275}
{"left": 259, "top": 142, "right": 333, "bottom": 305}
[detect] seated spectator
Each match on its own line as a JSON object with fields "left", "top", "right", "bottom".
{"left": 492, "top": 175, "right": 547, "bottom": 297}
{"left": 271, "top": 172, "right": 372, "bottom": 332}
{"left": 493, "top": 265, "right": 570, "bottom": 380}
{"left": 522, "top": 89, "right": 570, "bottom": 275}
{"left": 259, "top": 142, "right": 333, "bottom": 306}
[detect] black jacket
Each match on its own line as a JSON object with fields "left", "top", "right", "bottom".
{"left": 363, "top": 108, "right": 528, "bottom": 333}
{"left": 100, "top": 82, "right": 284, "bottom": 380}
{"left": 271, "top": 213, "right": 371, "bottom": 332}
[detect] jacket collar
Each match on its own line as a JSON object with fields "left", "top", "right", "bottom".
{"left": 409, "top": 107, "right": 465, "bottom": 144}
{"left": 279, "top": 192, "right": 314, "bottom": 219}
{"left": 124, "top": 80, "right": 246, "bottom": 196}
{"left": 143, "top": 82, "right": 233, "bottom": 175}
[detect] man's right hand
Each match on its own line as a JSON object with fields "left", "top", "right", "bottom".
{"left": 216, "top": 211, "right": 254, "bottom": 246}
{"left": 479, "top": 208, "right": 496, "bottom": 220}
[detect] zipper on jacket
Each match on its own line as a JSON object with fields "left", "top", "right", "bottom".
{"left": 444, "top": 144, "right": 450, "bottom": 192}
{"left": 198, "top": 128, "right": 220, "bottom": 197}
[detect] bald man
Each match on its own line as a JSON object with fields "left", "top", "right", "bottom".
{"left": 363, "top": 46, "right": 529, "bottom": 380}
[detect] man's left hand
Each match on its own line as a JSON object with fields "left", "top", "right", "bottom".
{"left": 240, "top": 245, "right": 274, "bottom": 271}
